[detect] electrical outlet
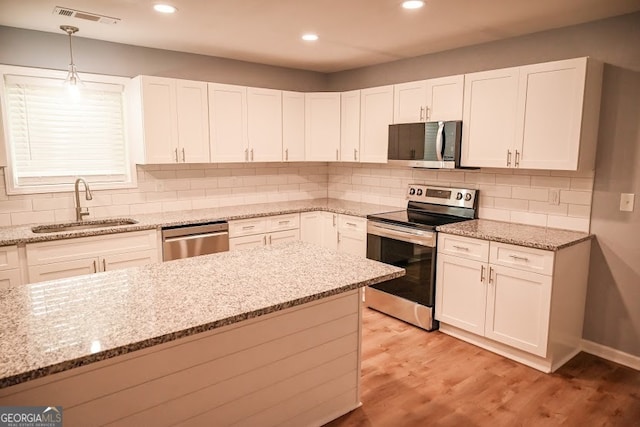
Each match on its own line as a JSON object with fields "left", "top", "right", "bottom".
{"left": 549, "top": 189, "right": 560, "bottom": 206}
{"left": 620, "top": 193, "right": 635, "bottom": 212}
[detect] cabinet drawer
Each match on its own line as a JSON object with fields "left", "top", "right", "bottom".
{"left": 490, "top": 242, "right": 554, "bottom": 276}
{"left": 338, "top": 215, "right": 366, "bottom": 234}
{"left": 228, "top": 218, "right": 268, "bottom": 237}
{"left": 0, "top": 269, "right": 21, "bottom": 289}
{"left": 26, "top": 230, "right": 158, "bottom": 266}
{"left": 268, "top": 214, "right": 300, "bottom": 232}
{"left": 0, "top": 245, "right": 19, "bottom": 271}
{"left": 229, "top": 234, "right": 266, "bottom": 251}
{"left": 438, "top": 234, "right": 489, "bottom": 262}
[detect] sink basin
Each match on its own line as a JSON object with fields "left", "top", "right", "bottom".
{"left": 31, "top": 219, "right": 138, "bottom": 234}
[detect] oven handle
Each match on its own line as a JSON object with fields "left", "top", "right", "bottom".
{"left": 367, "top": 222, "right": 435, "bottom": 247}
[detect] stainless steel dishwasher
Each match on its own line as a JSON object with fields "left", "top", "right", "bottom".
{"left": 161, "top": 221, "right": 229, "bottom": 261}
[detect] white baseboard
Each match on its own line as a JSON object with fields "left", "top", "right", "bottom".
{"left": 582, "top": 339, "right": 640, "bottom": 371}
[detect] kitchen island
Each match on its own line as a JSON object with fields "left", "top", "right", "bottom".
{"left": 0, "top": 241, "right": 403, "bottom": 426}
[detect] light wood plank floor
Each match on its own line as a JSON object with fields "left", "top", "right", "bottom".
{"left": 326, "top": 308, "right": 640, "bottom": 427}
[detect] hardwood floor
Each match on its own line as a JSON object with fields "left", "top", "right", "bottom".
{"left": 326, "top": 308, "right": 640, "bottom": 427}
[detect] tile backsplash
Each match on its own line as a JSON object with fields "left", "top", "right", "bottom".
{"left": 0, "top": 162, "right": 594, "bottom": 232}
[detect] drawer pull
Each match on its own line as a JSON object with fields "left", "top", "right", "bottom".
{"left": 242, "top": 225, "right": 255, "bottom": 230}
{"left": 333, "top": 215, "right": 336, "bottom": 227}
{"left": 93, "top": 260, "right": 97, "bottom": 273}
{"left": 263, "top": 235, "right": 267, "bottom": 245}
{"left": 452, "top": 245, "right": 469, "bottom": 251}
{"left": 509, "top": 254, "right": 529, "bottom": 262}
{"left": 268, "top": 235, "right": 272, "bottom": 245}
{"left": 103, "top": 258, "right": 107, "bottom": 272}
{"left": 480, "top": 265, "right": 485, "bottom": 282}
{"left": 488, "top": 266, "right": 494, "bottom": 284}
{"left": 346, "top": 222, "right": 357, "bottom": 227}
{"left": 278, "top": 220, "right": 290, "bottom": 225}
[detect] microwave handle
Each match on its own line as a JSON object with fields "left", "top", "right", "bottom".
{"left": 435, "top": 121, "right": 445, "bottom": 161}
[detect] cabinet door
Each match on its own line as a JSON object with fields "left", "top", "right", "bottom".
{"left": 102, "top": 249, "right": 159, "bottom": 272}
{"left": 282, "top": 91, "right": 305, "bottom": 161}
{"left": 435, "top": 254, "right": 487, "bottom": 335}
{"left": 340, "top": 90, "right": 360, "bottom": 162}
{"left": 176, "top": 80, "right": 210, "bottom": 163}
{"left": 337, "top": 215, "right": 367, "bottom": 257}
{"left": 140, "top": 76, "right": 178, "bottom": 164}
{"left": 461, "top": 67, "right": 520, "bottom": 168}
{"left": 268, "top": 229, "right": 300, "bottom": 246}
{"left": 28, "top": 258, "right": 98, "bottom": 284}
{"left": 305, "top": 93, "right": 341, "bottom": 161}
{"left": 393, "top": 80, "right": 427, "bottom": 123}
{"left": 209, "top": 83, "right": 248, "bottom": 163}
{"left": 0, "top": 269, "right": 21, "bottom": 289}
{"left": 247, "top": 87, "right": 283, "bottom": 162}
{"left": 485, "top": 264, "right": 551, "bottom": 357}
{"left": 300, "top": 212, "right": 337, "bottom": 250}
{"left": 425, "top": 75, "right": 464, "bottom": 121}
{"left": 515, "top": 58, "right": 587, "bottom": 170}
{"left": 229, "top": 234, "right": 266, "bottom": 251}
{"left": 323, "top": 212, "right": 339, "bottom": 251}
{"left": 360, "top": 85, "right": 394, "bottom": 163}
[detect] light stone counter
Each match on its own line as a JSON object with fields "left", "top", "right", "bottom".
{"left": 0, "top": 199, "right": 400, "bottom": 246}
{"left": 0, "top": 241, "right": 403, "bottom": 389}
{"left": 436, "top": 219, "right": 592, "bottom": 251}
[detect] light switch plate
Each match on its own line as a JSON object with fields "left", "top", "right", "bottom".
{"left": 620, "top": 193, "right": 635, "bottom": 212}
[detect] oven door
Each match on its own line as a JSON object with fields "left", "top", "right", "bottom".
{"left": 366, "top": 221, "right": 438, "bottom": 330}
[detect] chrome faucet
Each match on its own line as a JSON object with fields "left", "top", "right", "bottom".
{"left": 74, "top": 178, "right": 93, "bottom": 221}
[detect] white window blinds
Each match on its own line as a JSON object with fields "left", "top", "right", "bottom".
{"left": 2, "top": 73, "right": 132, "bottom": 192}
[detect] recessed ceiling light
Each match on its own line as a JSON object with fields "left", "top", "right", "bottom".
{"left": 153, "top": 4, "right": 177, "bottom": 14}
{"left": 302, "top": 33, "right": 319, "bottom": 41}
{"left": 402, "top": 0, "right": 425, "bottom": 9}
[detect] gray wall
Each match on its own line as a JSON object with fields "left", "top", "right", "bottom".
{"left": 330, "top": 12, "right": 640, "bottom": 357}
{"left": 0, "top": 26, "right": 327, "bottom": 91}
{"left": 1, "top": 12, "right": 639, "bottom": 357}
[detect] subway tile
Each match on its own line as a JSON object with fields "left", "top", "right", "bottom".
{"left": 278, "top": 184, "right": 300, "bottom": 192}
{"left": 190, "top": 178, "right": 218, "bottom": 190}
{"left": 389, "top": 168, "right": 413, "bottom": 178}
{"left": 512, "top": 168, "right": 550, "bottom": 176}
{"left": 511, "top": 187, "right": 548, "bottom": 202}
{"left": 206, "top": 188, "right": 233, "bottom": 198}
{"left": 528, "top": 201, "right": 569, "bottom": 215}
{"left": 146, "top": 170, "right": 176, "bottom": 180}
{"left": 547, "top": 215, "right": 590, "bottom": 233}
{"left": 0, "top": 213, "right": 11, "bottom": 227}
{"left": 233, "top": 186, "right": 255, "bottom": 194}
{"left": 560, "top": 190, "right": 592, "bottom": 205}
{"left": 244, "top": 193, "right": 269, "bottom": 204}
{"left": 510, "top": 211, "right": 548, "bottom": 227}
{"left": 84, "top": 195, "right": 113, "bottom": 207}
{"left": 11, "top": 210, "right": 55, "bottom": 225}
{"left": 361, "top": 193, "right": 381, "bottom": 205}
{"left": 178, "top": 189, "right": 205, "bottom": 199}
{"left": 205, "top": 168, "right": 232, "bottom": 177}
{"left": 480, "top": 167, "right": 514, "bottom": 175}
{"left": 412, "top": 169, "right": 439, "bottom": 181}
{"left": 568, "top": 204, "right": 592, "bottom": 218}
{"left": 32, "top": 197, "right": 74, "bottom": 211}
{"left": 218, "top": 176, "right": 243, "bottom": 188}
{"left": 495, "top": 174, "right": 531, "bottom": 187}
{"left": 551, "top": 169, "right": 595, "bottom": 178}
{"left": 162, "top": 179, "right": 191, "bottom": 191}
{"left": 92, "top": 205, "right": 131, "bottom": 218}
{"left": 477, "top": 207, "right": 511, "bottom": 222}
{"left": 361, "top": 176, "right": 381, "bottom": 187}
{"left": 437, "top": 171, "right": 465, "bottom": 183}
{"left": 161, "top": 200, "right": 193, "bottom": 212}
{"left": 0, "top": 199, "right": 32, "bottom": 213}
{"left": 530, "top": 176, "right": 570, "bottom": 189}
{"left": 266, "top": 175, "right": 289, "bottom": 185}
{"left": 479, "top": 196, "right": 495, "bottom": 208}
{"left": 54, "top": 209, "right": 75, "bottom": 222}
{"left": 464, "top": 172, "right": 496, "bottom": 185}
{"left": 176, "top": 169, "right": 206, "bottom": 179}
{"left": 570, "top": 177, "right": 594, "bottom": 191}
{"left": 190, "top": 199, "right": 219, "bottom": 210}
{"left": 110, "top": 193, "right": 146, "bottom": 205}
{"left": 146, "top": 191, "right": 178, "bottom": 202}
{"left": 494, "top": 198, "right": 528, "bottom": 210}
{"left": 478, "top": 185, "right": 512, "bottom": 198}
{"left": 129, "top": 202, "right": 163, "bottom": 215}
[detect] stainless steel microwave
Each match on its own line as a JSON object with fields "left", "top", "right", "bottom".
{"left": 388, "top": 121, "right": 462, "bottom": 168}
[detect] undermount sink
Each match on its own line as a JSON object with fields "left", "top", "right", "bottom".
{"left": 31, "top": 218, "right": 138, "bottom": 234}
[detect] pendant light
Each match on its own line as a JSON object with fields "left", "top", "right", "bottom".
{"left": 60, "top": 25, "right": 82, "bottom": 87}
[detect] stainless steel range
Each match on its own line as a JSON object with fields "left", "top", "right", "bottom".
{"left": 366, "top": 184, "right": 478, "bottom": 331}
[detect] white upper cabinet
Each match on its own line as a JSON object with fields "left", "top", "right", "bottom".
{"left": 461, "top": 67, "right": 520, "bottom": 168}
{"left": 360, "top": 85, "right": 394, "bottom": 163}
{"left": 247, "top": 87, "right": 283, "bottom": 162}
{"left": 208, "top": 83, "right": 248, "bottom": 163}
{"left": 393, "top": 75, "right": 464, "bottom": 123}
{"left": 462, "top": 58, "right": 602, "bottom": 170}
{"left": 131, "top": 76, "right": 209, "bottom": 164}
{"left": 305, "top": 92, "right": 341, "bottom": 161}
{"left": 340, "top": 90, "right": 361, "bottom": 162}
{"left": 282, "top": 91, "right": 305, "bottom": 161}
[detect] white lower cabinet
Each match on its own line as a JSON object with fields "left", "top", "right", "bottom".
{"left": 26, "top": 230, "right": 159, "bottom": 284}
{"left": 436, "top": 233, "right": 591, "bottom": 373}
{"left": 229, "top": 214, "right": 300, "bottom": 251}
{"left": 0, "top": 245, "right": 21, "bottom": 289}
{"left": 300, "top": 212, "right": 366, "bottom": 257}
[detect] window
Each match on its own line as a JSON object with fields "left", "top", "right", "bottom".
{"left": 0, "top": 65, "right": 135, "bottom": 194}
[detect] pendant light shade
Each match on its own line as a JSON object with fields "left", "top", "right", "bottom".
{"left": 60, "top": 25, "right": 82, "bottom": 87}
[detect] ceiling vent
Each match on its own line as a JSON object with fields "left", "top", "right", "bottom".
{"left": 53, "top": 6, "right": 121, "bottom": 25}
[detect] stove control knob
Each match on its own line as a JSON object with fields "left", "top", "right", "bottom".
{"left": 409, "top": 188, "right": 416, "bottom": 195}
{"left": 456, "top": 192, "right": 463, "bottom": 200}
{"left": 465, "top": 193, "right": 472, "bottom": 201}
{"left": 417, "top": 189, "right": 423, "bottom": 196}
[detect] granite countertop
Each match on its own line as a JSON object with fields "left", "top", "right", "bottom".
{"left": 436, "top": 219, "right": 593, "bottom": 251}
{"left": 0, "top": 241, "right": 404, "bottom": 389}
{"left": 0, "top": 198, "right": 400, "bottom": 246}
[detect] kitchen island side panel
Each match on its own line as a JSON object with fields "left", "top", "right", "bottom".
{"left": 0, "top": 290, "right": 362, "bottom": 427}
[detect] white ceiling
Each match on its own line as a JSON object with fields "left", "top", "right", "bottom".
{"left": 1, "top": 0, "right": 640, "bottom": 73}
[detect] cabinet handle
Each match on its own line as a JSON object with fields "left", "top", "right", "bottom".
{"left": 181, "top": 148, "right": 185, "bottom": 162}
{"left": 346, "top": 222, "right": 357, "bottom": 227}
{"left": 452, "top": 245, "right": 469, "bottom": 251}
{"left": 506, "top": 150, "right": 512, "bottom": 167}
{"left": 174, "top": 148, "right": 179, "bottom": 163}
{"left": 515, "top": 150, "right": 520, "bottom": 168}
{"left": 242, "top": 225, "right": 255, "bottom": 230}
{"left": 488, "top": 266, "right": 494, "bottom": 284}
{"left": 354, "top": 148, "right": 358, "bottom": 161}
{"left": 93, "top": 260, "right": 97, "bottom": 273}
{"left": 263, "top": 235, "right": 267, "bottom": 245}
{"left": 480, "top": 265, "right": 485, "bottom": 282}
{"left": 337, "top": 232, "right": 341, "bottom": 243}
{"left": 245, "top": 149, "right": 249, "bottom": 161}
{"left": 285, "top": 148, "right": 289, "bottom": 161}
{"left": 508, "top": 254, "right": 529, "bottom": 262}
{"left": 278, "top": 220, "right": 290, "bottom": 225}
{"left": 336, "top": 149, "right": 339, "bottom": 161}
{"left": 250, "top": 149, "right": 254, "bottom": 161}
{"left": 419, "top": 106, "right": 425, "bottom": 121}
{"left": 333, "top": 215, "right": 337, "bottom": 227}
{"left": 102, "top": 258, "right": 107, "bottom": 272}
{"left": 268, "top": 235, "right": 272, "bottom": 245}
